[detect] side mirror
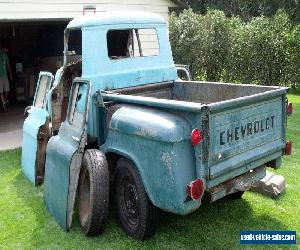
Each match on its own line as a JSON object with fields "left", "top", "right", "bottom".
{"left": 176, "top": 65, "right": 191, "bottom": 81}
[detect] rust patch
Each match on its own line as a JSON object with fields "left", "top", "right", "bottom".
{"left": 35, "top": 119, "right": 50, "bottom": 185}
{"left": 209, "top": 166, "right": 266, "bottom": 202}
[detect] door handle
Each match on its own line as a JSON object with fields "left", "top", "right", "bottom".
{"left": 72, "top": 136, "right": 80, "bottom": 142}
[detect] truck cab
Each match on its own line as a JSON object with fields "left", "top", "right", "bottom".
{"left": 21, "top": 11, "right": 292, "bottom": 240}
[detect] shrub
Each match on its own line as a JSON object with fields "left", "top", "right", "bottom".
{"left": 170, "top": 9, "right": 233, "bottom": 81}
{"left": 169, "top": 9, "right": 203, "bottom": 78}
{"left": 284, "top": 25, "right": 300, "bottom": 89}
{"left": 170, "top": 9, "right": 300, "bottom": 88}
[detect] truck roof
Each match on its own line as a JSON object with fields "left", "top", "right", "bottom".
{"left": 67, "top": 11, "right": 166, "bottom": 30}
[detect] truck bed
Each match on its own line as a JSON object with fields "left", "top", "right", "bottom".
{"left": 111, "top": 81, "right": 280, "bottom": 104}
{"left": 105, "top": 80, "right": 288, "bottom": 192}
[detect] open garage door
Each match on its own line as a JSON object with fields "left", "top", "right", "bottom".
{"left": 0, "top": 20, "right": 68, "bottom": 106}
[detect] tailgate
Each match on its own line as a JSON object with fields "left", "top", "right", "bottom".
{"left": 206, "top": 89, "right": 287, "bottom": 186}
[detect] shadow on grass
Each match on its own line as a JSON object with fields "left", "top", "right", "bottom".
{"left": 12, "top": 170, "right": 289, "bottom": 249}
{"left": 156, "top": 193, "right": 289, "bottom": 248}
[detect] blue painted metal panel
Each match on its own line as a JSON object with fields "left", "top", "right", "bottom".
{"left": 82, "top": 26, "right": 177, "bottom": 90}
{"left": 210, "top": 98, "right": 283, "bottom": 164}
{"left": 21, "top": 108, "right": 48, "bottom": 184}
{"left": 207, "top": 151, "right": 281, "bottom": 189}
{"left": 109, "top": 106, "right": 191, "bottom": 142}
{"left": 207, "top": 96, "right": 285, "bottom": 186}
{"left": 80, "top": 21, "right": 177, "bottom": 137}
{"left": 21, "top": 71, "right": 53, "bottom": 185}
{"left": 101, "top": 106, "right": 202, "bottom": 215}
{"left": 44, "top": 79, "right": 91, "bottom": 230}
{"left": 210, "top": 141, "right": 284, "bottom": 179}
{"left": 44, "top": 127, "right": 78, "bottom": 230}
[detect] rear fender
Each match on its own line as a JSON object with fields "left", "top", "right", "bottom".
{"left": 101, "top": 106, "right": 202, "bottom": 215}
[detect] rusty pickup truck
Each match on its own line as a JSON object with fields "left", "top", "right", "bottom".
{"left": 21, "top": 11, "right": 292, "bottom": 240}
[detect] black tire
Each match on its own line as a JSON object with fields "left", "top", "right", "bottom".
{"left": 226, "top": 191, "right": 244, "bottom": 200}
{"left": 115, "top": 158, "right": 159, "bottom": 240}
{"left": 78, "top": 149, "right": 109, "bottom": 236}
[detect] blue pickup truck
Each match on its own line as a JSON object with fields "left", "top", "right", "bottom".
{"left": 21, "top": 11, "right": 292, "bottom": 240}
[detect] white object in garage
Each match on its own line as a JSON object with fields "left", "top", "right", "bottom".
{"left": 16, "top": 63, "right": 23, "bottom": 74}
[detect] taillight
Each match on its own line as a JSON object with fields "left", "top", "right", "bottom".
{"left": 187, "top": 179, "right": 204, "bottom": 200}
{"left": 285, "top": 141, "right": 292, "bottom": 155}
{"left": 287, "top": 103, "right": 293, "bottom": 116}
{"left": 191, "top": 128, "right": 202, "bottom": 146}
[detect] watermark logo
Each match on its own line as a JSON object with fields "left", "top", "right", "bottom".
{"left": 240, "top": 230, "right": 296, "bottom": 244}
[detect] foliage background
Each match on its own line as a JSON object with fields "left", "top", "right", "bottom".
{"left": 170, "top": 8, "right": 300, "bottom": 88}
{"left": 182, "top": 0, "right": 300, "bottom": 23}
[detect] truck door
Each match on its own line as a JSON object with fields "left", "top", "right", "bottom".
{"left": 44, "top": 78, "right": 91, "bottom": 231}
{"left": 21, "top": 72, "right": 54, "bottom": 186}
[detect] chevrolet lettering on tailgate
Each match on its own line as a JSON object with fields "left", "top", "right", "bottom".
{"left": 220, "top": 115, "right": 275, "bottom": 146}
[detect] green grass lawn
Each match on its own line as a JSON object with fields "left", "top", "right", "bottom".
{"left": 0, "top": 94, "right": 299, "bottom": 249}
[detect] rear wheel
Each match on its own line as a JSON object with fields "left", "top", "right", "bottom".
{"left": 78, "top": 149, "right": 109, "bottom": 236}
{"left": 115, "top": 158, "right": 159, "bottom": 240}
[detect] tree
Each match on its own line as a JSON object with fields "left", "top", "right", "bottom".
{"left": 182, "top": 0, "right": 300, "bottom": 23}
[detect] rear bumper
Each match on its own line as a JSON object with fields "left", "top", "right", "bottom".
{"left": 209, "top": 166, "right": 266, "bottom": 202}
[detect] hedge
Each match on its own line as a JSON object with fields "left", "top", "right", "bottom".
{"left": 169, "top": 9, "right": 300, "bottom": 88}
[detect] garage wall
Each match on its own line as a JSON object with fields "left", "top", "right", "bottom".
{"left": 0, "top": 0, "right": 177, "bottom": 22}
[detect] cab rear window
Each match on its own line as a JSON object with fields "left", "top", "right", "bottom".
{"left": 107, "top": 28, "right": 159, "bottom": 59}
